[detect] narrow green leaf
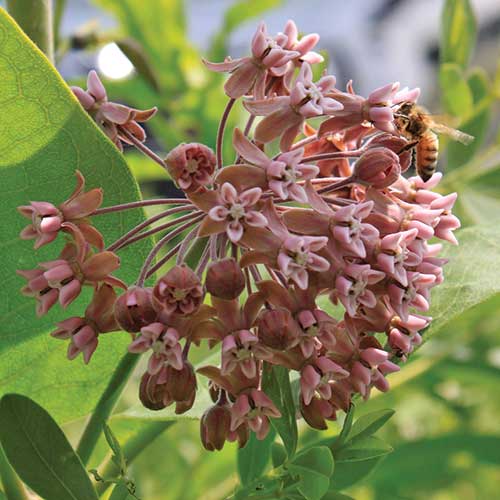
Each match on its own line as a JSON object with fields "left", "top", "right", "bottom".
{"left": 103, "top": 424, "right": 127, "bottom": 472}
{"left": 262, "top": 364, "right": 298, "bottom": 457}
{"left": 288, "top": 446, "right": 334, "bottom": 500}
{"left": 337, "top": 404, "right": 355, "bottom": 446}
{"left": 335, "top": 436, "right": 393, "bottom": 463}
{"left": 237, "top": 427, "right": 276, "bottom": 486}
{"left": 0, "top": 394, "right": 98, "bottom": 500}
{"left": 440, "top": 0, "right": 477, "bottom": 69}
{"left": 347, "top": 409, "right": 395, "bottom": 442}
{"left": 271, "top": 442, "right": 287, "bottom": 468}
{"left": 439, "top": 63, "right": 473, "bottom": 117}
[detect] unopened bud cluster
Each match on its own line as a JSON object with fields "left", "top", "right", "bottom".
{"left": 17, "top": 20, "right": 463, "bottom": 451}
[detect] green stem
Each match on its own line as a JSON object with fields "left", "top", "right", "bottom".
{"left": 95, "top": 421, "right": 174, "bottom": 495}
{"left": 77, "top": 352, "right": 140, "bottom": 466}
{"left": 0, "top": 444, "right": 30, "bottom": 500}
{"left": 7, "top": 0, "right": 54, "bottom": 63}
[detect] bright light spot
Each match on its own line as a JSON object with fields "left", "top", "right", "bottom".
{"left": 97, "top": 43, "right": 134, "bottom": 80}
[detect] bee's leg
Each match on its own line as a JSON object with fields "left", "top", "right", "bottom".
{"left": 397, "top": 140, "right": 418, "bottom": 154}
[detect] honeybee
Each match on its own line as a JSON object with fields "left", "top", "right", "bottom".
{"left": 394, "top": 102, "right": 474, "bottom": 181}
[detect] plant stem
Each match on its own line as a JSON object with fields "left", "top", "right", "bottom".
{"left": 7, "top": 0, "right": 54, "bottom": 62}
{"left": 316, "top": 177, "right": 354, "bottom": 194}
{"left": 116, "top": 210, "right": 203, "bottom": 251}
{"left": 0, "top": 444, "right": 30, "bottom": 500}
{"left": 76, "top": 352, "right": 139, "bottom": 466}
{"left": 95, "top": 421, "right": 174, "bottom": 495}
{"left": 216, "top": 98, "right": 236, "bottom": 170}
{"left": 107, "top": 205, "right": 195, "bottom": 252}
{"left": 93, "top": 198, "right": 191, "bottom": 216}
{"left": 145, "top": 240, "right": 183, "bottom": 279}
{"left": 118, "top": 126, "right": 167, "bottom": 168}
{"left": 136, "top": 213, "right": 205, "bottom": 286}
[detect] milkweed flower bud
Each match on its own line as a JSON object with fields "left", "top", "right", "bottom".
{"left": 353, "top": 147, "right": 401, "bottom": 189}
{"left": 114, "top": 286, "right": 157, "bottom": 333}
{"left": 206, "top": 258, "right": 246, "bottom": 300}
{"left": 139, "top": 372, "right": 169, "bottom": 411}
{"left": 153, "top": 265, "right": 204, "bottom": 315}
{"left": 257, "top": 308, "right": 299, "bottom": 350}
{"left": 200, "top": 403, "right": 232, "bottom": 451}
{"left": 165, "top": 143, "right": 216, "bottom": 192}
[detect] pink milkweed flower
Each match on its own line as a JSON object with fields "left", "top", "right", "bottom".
{"left": 221, "top": 329, "right": 270, "bottom": 379}
{"left": 203, "top": 22, "right": 300, "bottom": 99}
{"left": 331, "top": 201, "right": 379, "bottom": 259}
{"left": 278, "top": 235, "right": 330, "bottom": 290}
{"left": 17, "top": 268, "right": 58, "bottom": 316}
{"left": 388, "top": 271, "right": 436, "bottom": 321}
{"left": 430, "top": 193, "right": 461, "bottom": 245}
{"left": 282, "top": 20, "right": 323, "bottom": 65}
{"left": 230, "top": 389, "right": 281, "bottom": 440}
{"left": 388, "top": 314, "right": 429, "bottom": 355}
{"left": 353, "top": 147, "right": 401, "bottom": 189}
{"left": 18, "top": 171, "right": 104, "bottom": 250}
{"left": 319, "top": 81, "right": 420, "bottom": 136}
{"left": 232, "top": 128, "right": 319, "bottom": 203}
{"left": 72, "top": 70, "right": 157, "bottom": 151}
{"left": 245, "top": 63, "right": 342, "bottom": 151}
{"left": 335, "top": 263, "right": 385, "bottom": 317}
{"left": 376, "top": 229, "right": 420, "bottom": 286}
{"left": 300, "top": 356, "right": 349, "bottom": 406}
{"left": 165, "top": 143, "right": 216, "bottom": 192}
{"left": 51, "top": 284, "right": 118, "bottom": 363}
{"left": 295, "top": 309, "right": 339, "bottom": 357}
{"left": 129, "top": 323, "right": 183, "bottom": 374}
{"left": 206, "top": 183, "right": 268, "bottom": 243}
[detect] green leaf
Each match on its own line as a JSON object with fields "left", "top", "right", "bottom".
{"left": 424, "top": 225, "right": 500, "bottom": 339}
{"left": 0, "top": 9, "right": 151, "bottom": 423}
{"left": 347, "top": 409, "right": 395, "bottom": 442}
{"left": 271, "top": 442, "right": 287, "bottom": 468}
{"left": 0, "top": 394, "right": 98, "bottom": 500}
{"left": 321, "top": 492, "right": 354, "bottom": 500}
{"left": 288, "top": 446, "right": 334, "bottom": 500}
{"left": 262, "top": 364, "right": 299, "bottom": 457}
{"left": 440, "top": 0, "right": 477, "bottom": 69}
{"left": 237, "top": 428, "right": 276, "bottom": 486}
{"left": 439, "top": 63, "right": 473, "bottom": 117}
{"left": 447, "top": 67, "right": 492, "bottom": 168}
{"left": 208, "top": 0, "right": 282, "bottom": 60}
{"left": 329, "top": 457, "right": 382, "bottom": 491}
{"left": 335, "top": 436, "right": 393, "bottom": 463}
{"left": 337, "top": 404, "right": 355, "bottom": 446}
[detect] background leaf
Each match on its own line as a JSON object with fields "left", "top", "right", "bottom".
{"left": 439, "top": 63, "right": 473, "bottom": 117}
{"left": 440, "top": 0, "right": 477, "bottom": 69}
{"left": 0, "top": 394, "right": 98, "bottom": 500}
{"left": 0, "top": 8, "right": 151, "bottom": 424}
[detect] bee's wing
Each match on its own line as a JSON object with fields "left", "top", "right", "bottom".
{"left": 430, "top": 122, "right": 474, "bottom": 145}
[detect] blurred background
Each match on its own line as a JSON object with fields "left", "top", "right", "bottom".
{"left": 7, "top": 0, "right": 500, "bottom": 498}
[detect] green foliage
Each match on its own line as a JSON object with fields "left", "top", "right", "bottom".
{"left": 0, "top": 8, "right": 150, "bottom": 423}
{"left": 0, "top": 394, "right": 98, "bottom": 500}
{"left": 287, "top": 446, "right": 334, "bottom": 500}
{"left": 439, "top": 63, "right": 473, "bottom": 117}
{"left": 262, "top": 364, "right": 299, "bottom": 457}
{"left": 425, "top": 225, "right": 500, "bottom": 338}
{"left": 440, "top": 0, "right": 476, "bottom": 69}
{"left": 237, "top": 428, "right": 276, "bottom": 486}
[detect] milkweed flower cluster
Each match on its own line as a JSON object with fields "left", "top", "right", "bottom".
{"left": 17, "top": 20, "right": 463, "bottom": 451}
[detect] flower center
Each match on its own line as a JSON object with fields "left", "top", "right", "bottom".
{"left": 229, "top": 203, "right": 246, "bottom": 221}
{"left": 185, "top": 158, "right": 199, "bottom": 174}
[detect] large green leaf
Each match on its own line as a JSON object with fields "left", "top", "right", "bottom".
{"left": 439, "top": 63, "right": 473, "bottom": 118}
{"left": 440, "top": 0, "right": 476, "bottom": 69}
{"left": 424, "top": 225, "right": 500, "bottom": 339}
{"left": 237, "top": 428, "right": 276, "bottom": 486}
{"left": 0, "top": 394, "right": 98, "bottom": 500}
{"left": 0, "top": 9, "right": 151, "bottom": 423}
